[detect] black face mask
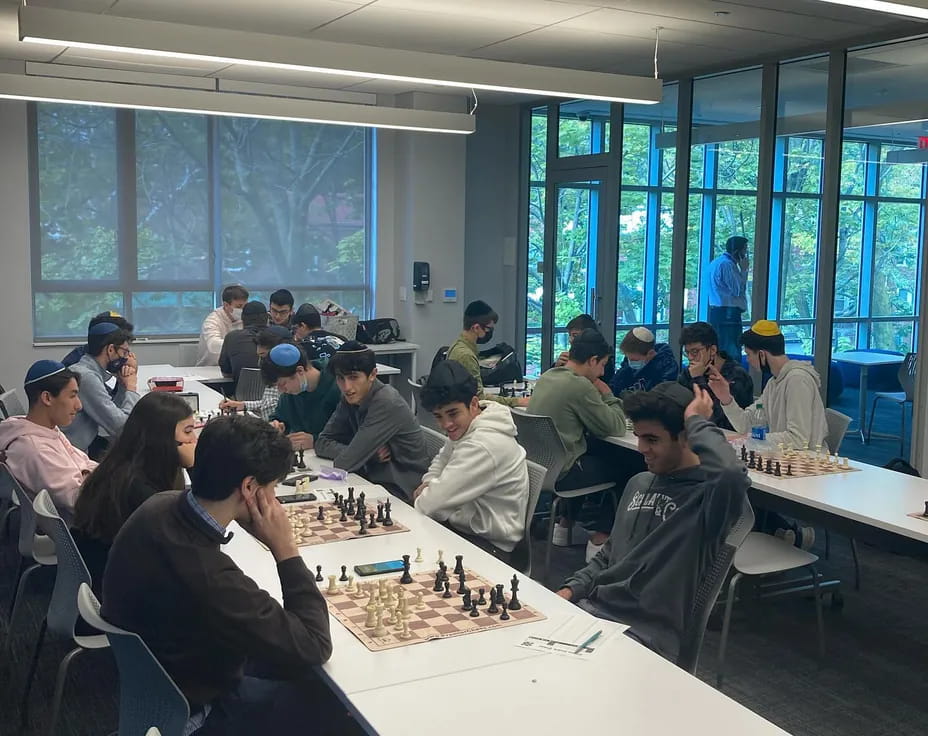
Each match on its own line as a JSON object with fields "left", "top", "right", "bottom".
{"left": 476, "top": 327, "right": 494, "bottom": 345}
{"left": 106, "top": 351, "right": 128, "bottom": 374}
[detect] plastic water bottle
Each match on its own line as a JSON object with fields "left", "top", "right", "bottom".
{"left": 750, "top": 402, "right": 768, "bottom": 441}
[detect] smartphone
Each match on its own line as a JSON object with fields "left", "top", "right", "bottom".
{"left": 354, "top": 560, "right": 405, "bottom": 576}
{"left": 279, "top": 493, "right": 316, "bottom": 504}
{"left": 282, "top": 473, "right": 318, "bottom": 486}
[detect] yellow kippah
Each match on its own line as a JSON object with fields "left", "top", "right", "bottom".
{"left": 751, "top": 320, "right": 781, "bottom": 337}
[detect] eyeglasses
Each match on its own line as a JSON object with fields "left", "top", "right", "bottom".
{"left": 269, "top": 307, "right": 291, "bottom": 317}
{"left": 115, "top": 345, "right": 131, "bottom": 358}
{"left": 684, "top": 346, "right": 707, "bottom": 359}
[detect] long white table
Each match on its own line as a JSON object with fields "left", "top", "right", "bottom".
{"left": 139, "top": 362, "right": 400, "bottom": 385}
{"left": 223, "top": 451, "right": 789, "bottom": 736}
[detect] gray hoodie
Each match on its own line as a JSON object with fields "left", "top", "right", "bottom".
{"left": 721, "top": 359, "right": 828, "bottom": 451}
{"left": 562, "top": 416, "right": 749, "bottom": 661}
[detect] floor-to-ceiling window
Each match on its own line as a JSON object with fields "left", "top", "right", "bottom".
{"left": 525, "top": 106, "right": 547, "bottom": 376}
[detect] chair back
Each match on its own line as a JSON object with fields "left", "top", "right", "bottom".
{"left": 510, "top": 412, "right": 568, "bottom": 491}
{"left": 420, "top": 426, "right": 447, "bottom": 462}
{"left": 409, "top": 380, "right": 439, "bottom": 430}
{"left": 5, "top": 463, "right": 40, "bottom": 560}
{"left": 509, "top": 459, "right": 546, "bottom": 575}
{"left": 77, "top": 584, "right": 190, "bottom": 736}
{"left": 824, "top": 408, "right": 852, "bottom": 454}
{"left": 899, "top": 352, "right": 918, "bottom": 401}
{"left": 0, "top": 389, "right": 26, "bottom": 418}
{"left": 677, "top": 496, "right": 755, "bottom": 674}
{"left": 176, "top": 343, "right": 198, "bottom": 366}
{"left": 33, "top": 489, "right": 93, "bottom": 638}
{"left": 236, "top": 367, "right": 264, "bottom": 402}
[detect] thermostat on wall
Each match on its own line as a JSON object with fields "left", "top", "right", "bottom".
{"left": 443, "top": 289, "right": 458, "bottom": 303}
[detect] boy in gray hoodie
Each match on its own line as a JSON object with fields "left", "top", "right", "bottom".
{"left": 557, "top": 382, "right": 749, "bottom": 662}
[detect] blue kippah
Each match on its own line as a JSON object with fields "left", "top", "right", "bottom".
{"left": 270, "top": 343, "right": 301, "bottom": 366}
{"left": 88, "top": 321, "right": 120, "bottom": 336}
{"left": 25, "top": 359, "right": 66, "bottom": 386}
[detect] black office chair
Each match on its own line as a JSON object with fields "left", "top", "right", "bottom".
{"left": 867, "top": 352, "right": 917, "bottom": 456}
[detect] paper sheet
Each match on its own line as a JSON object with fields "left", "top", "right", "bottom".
{"left": 515, "top": 616, "right": 611, "bottom": 659}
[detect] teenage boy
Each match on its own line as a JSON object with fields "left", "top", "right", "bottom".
{"left": 0, "top": 361, "right": 96, "bottom": 516}
{"left": 219, "top": 326, "right": 289, "bottom": 421}
{"left": 292, "top": 303, "right": 344, "bottom": 362}
{"left": 102, "top": 415, "right": 334, "bottom": 734}
{"left": 62, "top": 311, "right": 134, "bottom": 368}
{"left": 197, "top": 285, "right": 249, "bottom": 366}
{"left": 315, "top": 342, "right": 428, "bottom": 498}
{"left": 64, "top": 323, "right": 139, "bottom": 457}
{"left": 528, "top": 329, "right": 627, "bottom": 560}
{"left": 677, "top": 321, "right": 753, "bottom": 431}
{"left": 610, "top": 326, "right": 679, "bottom": 396}
{"left": 557, "top": 383, "right": 749, "bottom": 663}
{"left": 219, "top": 301, "right": 269, "bottom": 388}
{"left": 269, "top": 289, "right": 295, "bottom": 328}
{"left": 261, "top": 343, "right": 341, "bottom": 451}
{"left": 446, "top": 300, "right": 528, "bottom": 408}
{"left": 413, "top": 360, "right": 529, "bottom": 557}
{"left": 552, "top": 314, "right": 616, "bottom": 383}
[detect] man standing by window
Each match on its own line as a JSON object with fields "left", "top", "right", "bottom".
{"left": 707, "top": 236, "right": 750, "bottom": 360}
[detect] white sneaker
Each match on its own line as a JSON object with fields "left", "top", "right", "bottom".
{"left": 585, "top": 540, "right": 604, "bottom": 562}
{"left": 799, "top": 526, "right": 816, "bottom": 551}
{"left": 552, "top": 521, "right": 587, "bottom": 547}
{"left": 774, "top": 528, "right": 796, "bottom": 547}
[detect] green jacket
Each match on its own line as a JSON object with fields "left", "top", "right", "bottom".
{"left": 446, "top": 332, "right": 519, "bottom": 407}
{"left": 269, "top": 364, "right": 341, "bottom": 438}
{"left": 527, "top": 366, "right": 627, "bottom": 476}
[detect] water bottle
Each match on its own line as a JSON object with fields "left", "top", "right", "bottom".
{"left": 750, "top": 402, "right": 768, "bottom": 441}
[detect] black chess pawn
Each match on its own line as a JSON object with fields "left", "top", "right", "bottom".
{"left": 786, "top": 464, "right": 793, "bottom": 476}
{"left": 457, "top": 571, "right": 467, "bottom": 595}
{"left": 442, "top": 581, "right": 452, "bottom": 598}
{"left": 433, "top": 572, "right": 445, "bottom": 592}
{"left": 508, "top": 575, "right": 522, "bottom": 611}
{"left": 487, "top": 591, "right": 499, "bottom": 614}
{"left": 453, "top": 555, "right": 464, "bottom": 576}
{"left": 339, "top": 565, "right": 348, "bottom": 582}
{"left": 376, "top": 503, "right": 385, "bottom": 523}
{"left": 316, "top": 505, "right": 325, "bottom": 522}
{"left": 765, "top": 459, "right": 773, "bottom": 474}
{"left": 740, "top": 445, "right": 748, "bottom": 462}
{"left": 749, "top": 450, "right": 756, "bottom": 463}
{"left": 461, "top": 590, "right": 472, "bottom": 611}
{"left": 339, "top": 507, "right": 348, "bottom": 522}
{"left": 315, "top": 565, "right": 323, "bottom": 582}
{"left": 357, "top": 516, "right": 368, "bottom": 535}
{"left": 747, "top": 456, "right": 755, "bottom": 469}
{"left": 469, "top": 600, "right": 481, "bottom": 617}
{"left": 382, "top": 500, "right": 394, "bottom": 527}
{"left": 775, "top": 461, "right": 782, "bottom": 477}
{"left": 476, "top": 588, "right": 487, "bottom": 606}
{"left": 355, "top": 502, "right": 365, "bottom": 522}
{"left": 499, "top": 602, "right": 510, "bottom": 621}
{"left": 297, "top": 449, "right": 306, "bottom": 469}
{"left": 368, "top": 512, "right": 378, "bottom": 529}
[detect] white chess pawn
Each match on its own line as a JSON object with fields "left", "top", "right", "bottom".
{"left": 398, "top": 618, "right": 412, "bottom": 640}
{"left": 415, "top": 547, "right": 423, "bottom": 563}
{"left": 346, "top": 575, "right": 356, "bottom": 593}
{"left": 436, "top": 549, "right": 444, "bottom": 565}
{"left": 415, "top": 591, "right": 425, "bottom": 610}
{"left": 373, "top": 607, "right": 387, "bottom": 637}
{"left": 365, "top": 604, "right": 377, "bottom": 628}
{"left": 393, "top": 608, "right": 404, "bottom": 631}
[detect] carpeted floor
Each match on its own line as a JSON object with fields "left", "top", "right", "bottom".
{"left": 2, "top": 510, "right": 927, "bottom": 736}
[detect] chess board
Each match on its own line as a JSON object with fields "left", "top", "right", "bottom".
{"left": 740, "top": 451, "right": 859, "bottom": 478}
{"left": 285, "top": 502, "right": 409, "bottom": 547}
{"left": 325, "top": 569, "right": 545, "bottom": 652}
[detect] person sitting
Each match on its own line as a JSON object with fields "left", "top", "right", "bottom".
{"left": 528, "top": 329, "right": 627, "bottom": 561}
{"left": 610, "top": 327, "right": 679, "bottom": 396}
{"left": 677, "top": 321, "right": 753, "bottom": 431}
{"left": 197, "top": 284, "right": 249, "bottom": 366}
{"left": 557, "top": 383, "right": 749, "bottom": 663}
{"left": 102, "top": 415, "right": 334, "bottom": 734}
{"left": 0, "top": 361, "right": 95, "bottom": 517}
{"left": 709, "top": 320, "right": 824, "bottom": 549}
{"left": 63, "top": 322, "right": 139, "bottom": 458}
{"left": 552, "top": 314, "right": 615, "bottom": 383}
{"left": 292, "top": 303, "right": 345, "bottom": 362}
{"left": 219, "top": 300, "right": 269, "bottom": 389}
{"left": 62, "top": 311, "right": 134, "bottom": 368}
{"left": 446, "top": 300, "right": 529, "bottom": 408}
{"left": 262, "top": 343, "right": 342, "bottom": 452}
{"left": 71, "top": 391, "right": 196, "bottom": 589}
{"left": 315, "top": 342, "right": 429, "bottom": 498}
{"left": 269, "top": 289, "right": 295, "bottom": 328}
{"left": 413, "top": 361, "right": 529, "bottom": 559}
{"left": 219, "top": 326, "right": 290, "bottom": 421}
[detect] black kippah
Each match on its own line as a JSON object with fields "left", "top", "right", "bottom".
{"left": 427, "top": 360, "right": 472, "bottom": 389}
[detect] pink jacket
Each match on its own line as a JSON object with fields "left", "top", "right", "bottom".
{"left": 0, "top": 416, "right": 97, "bottom": 514}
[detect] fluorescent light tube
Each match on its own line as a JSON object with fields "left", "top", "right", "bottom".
{"left": 19, "top": 6, "right": 662, "bottom": 105}
{"left": 810, "top": 0, "right": 928, "bottom": 19}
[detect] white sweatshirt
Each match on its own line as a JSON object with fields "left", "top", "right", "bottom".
{"left": 414, "top": 402, "right": 529, "bottom": 552}
{"left": 196, "top": 307, "right": 241, "bottom": 366}
{"left": 721, "top": 359, "right": 828, "bottom": 451}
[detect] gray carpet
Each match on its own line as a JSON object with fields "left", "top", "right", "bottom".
{"left": 2, "top": 513, "right": 928, "bottom": 735}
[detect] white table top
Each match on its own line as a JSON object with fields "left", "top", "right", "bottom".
{"left": 139, "top": 362, "right": 399, "bottom": 383}
{"left": 365, "top": 342, "right": 419, "bottom": 355}
{"left": 831, "top": 351, "right": 905, "bottom": 367}
{"left": 606, "top": 433, "right": 928, "bottom": 545}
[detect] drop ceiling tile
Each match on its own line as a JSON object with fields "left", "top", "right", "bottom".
{"left": 307, "top": 5, "right": 541, "bottom": 54}
{"left": 371, "top": 0, "right": 600, "bottom": 26}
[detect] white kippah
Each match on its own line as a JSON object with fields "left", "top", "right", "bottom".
{"left": 632, "top": 326, "right": 655, "bottom": 343}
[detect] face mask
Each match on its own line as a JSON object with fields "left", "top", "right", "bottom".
{"left": 106, "top": 356, "right": 128, "bottom": 374}
{"left": 476, "top": 327, "right": 494, "bottom": 345}
{"left": 231, "top": 307, "right": 243, "bottom": 321}
{"left": 627, "top": 359, "right": 645, "bottom": 371}
{"left": 298, "top": 376, "right": 309, "bottom": 394}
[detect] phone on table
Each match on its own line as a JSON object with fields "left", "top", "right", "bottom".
{"left": 354, "top": 560, "right": 405, "bottom": 576}
{"left": 279, "top": 493, "right": 316, "bottom": 504}
{"left": 282, "top": 473, "right": 318, "bottom": 486}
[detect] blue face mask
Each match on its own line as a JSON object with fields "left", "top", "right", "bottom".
{"left": 627, "top": 359, "right": 645, "bottom": 371}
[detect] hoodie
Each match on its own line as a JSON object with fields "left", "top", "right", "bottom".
{"left": 610, "top": 343, "right": 680, "bottom": 396}
{"left": 0, "top": 416, "right": 96, "bottom": 515}
{"left": 562, "top": 416, "right": 749, "bottom": 661}
{"left": 414, "top": 402, "right": 529, "bottom": 552}
{"left": 197, "top": 307, "right": 241, "bottom": 366}
{"left": 721, "top": 359, "right": 828, "bottom": 451}
{"left": 269, "top": 364, "right": 341, "bottom": 438}
{"left": 677, "top": 352, "right": 754, "bottom": 431}
{"left": 63, "top": 353, "right": 140, "bottom": 452}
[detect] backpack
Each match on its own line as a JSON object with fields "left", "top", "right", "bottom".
{"left": 479, "top": 342, "right": 523, "bottom": 386}
{"left": 357, "top": 318, "right": 402, "bottom": 345}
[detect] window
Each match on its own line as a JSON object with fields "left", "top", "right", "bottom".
{"left": 32, "top": 103, "right": 372, "bottom": 339}
{"left": 524, "top": 106, "right": 547, "bottom": 376}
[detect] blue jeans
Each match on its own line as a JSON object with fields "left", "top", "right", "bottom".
{"left": 708, "top": 306, "right": 743, "bottom": 361}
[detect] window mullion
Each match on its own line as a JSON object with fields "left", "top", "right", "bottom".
{"left": 116, "top": 108, "right": 137, "bottom": 321}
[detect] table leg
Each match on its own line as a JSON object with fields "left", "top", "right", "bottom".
{"left": 858, "top": 365, "right": 869, "bottom": 443}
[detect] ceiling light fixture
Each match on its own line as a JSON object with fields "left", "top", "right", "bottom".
{"left": 808, "top": 0, "right": 928, "bottom": 20}
{"left": 18, "top": 6, "right": 662, "bottom": 105}
{"left": 0, "top": 72, "right": 477, "bottom": 134}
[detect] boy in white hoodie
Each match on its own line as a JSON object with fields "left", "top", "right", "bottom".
{"left": 413, "top": 361, "right": 529, "bottom": 558}
{"left": 0, "top": 360, "right": 96, "bottom": 517}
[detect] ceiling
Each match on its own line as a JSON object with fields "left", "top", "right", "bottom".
{"left": 0, "top": 0, "right": 925, "bottom": 104}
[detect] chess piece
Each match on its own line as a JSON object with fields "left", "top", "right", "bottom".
{"left": 383, "top": 500, "right": 394, "bottom": 527}
{"left": 346, "top": 575, "right": 356, "bottom": 593}
{"left": 400, "top": 555, "right": 414, "bottom": 584}
{"left": 461, "top": 590, "right": 472, "bottom": 611}
{"left": 339, "top": 506, "right": 348, "bottom": 523}
{"left": 433, "top": 571, "right": 445, "bottom": 592}
{"left": 367, "top": 586, "right": 377, "bottom": 608}
{"left": 442, "top": 581, "right": 452, "bottom": 598}
{"left": 376, "top": 503, "right": 385, "bottom": 523}
{"left": 487, "top": 591, "right": 499, "bottom": 614}
{"left": 415, "top": 591, "right": 425, "bottom": 609}
{"left": 453, "top": 555, "right": 464, "bottom": 576}
{"left": 923, "top": 501, "right": 928, "bottom": 518}
{"left": 436, "top": 549, "right": 444, "bottom": 565}
{"left": 358, "top": 516, "right": 368, "bottom": 535}
{"left": 339, "top": 565, "right": 349, "bottom": 582}
{"left": 765, "top": 459, "right": 772, "bottom": 474}
{"left": 477, "top": 588, "right": 487, "bottom": 606}
{"left": 749, "top": 450, "right": 756, "bottom": 464}
{"left": 843, "top": 457, "right": 849, "bottom": 468}
{"left": 378, "top": 580, "right": 388, "bottom": 600}
{"left": 368, "top": 512, "right": 378, "bottom": 529}
{"left": 786, "top": 464, "right": 793, "bottom": 476}
{"left": 495, "top": 584, "right": 505, "bottom": 607}
{"left": 508, "top": 575, "right": 522, "bottom": 611}
{"left": 386, "top": 606, "right": 397, "bottom": 626}
{"left": 394, "top": 609, "right": 405, "bottom": 631}
{"left": 326, "top": 575, "right": 338, "bottom": 595}
{"left": 365, "top": 604, "right": 377, "bottom": 629}
{"left": 347, "top": 486, "right": 355, "bottom": 503}
{"left": 748, "top": 456, "right": 755, "bottom": 469}
{"left": 500, "top": 602, "right": 510, "bottom": 621}
{"left": 317, "top": 505, "right": 325, "bottom": 522}
{"left": 297, "top": 449, "right": 306, "bottom": 469}
{"left": 457, "top": 571, "right": 468, "bottom": 595}
{"left": 415, "top": 547, "right": 423, "bottom": 563}
{"left": 358, "top": 491, "right": 366, "bottom": 508}
{"left": 373, "top": 607, "right": 387, "bottom": 637}
{"left": 315, "top": 565, "right": 323, "bottom": 582}
{"left": 775, "top": 461, "right": 781, "bottom": 477}
{"left": 740, "top": 445, "right": 747, "bottom": 462}
{"left": 398, "top": 618, "right": 412, "bottom": 640}
{"left": 469, "top": 599, "right": 481, "bottom": 617}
